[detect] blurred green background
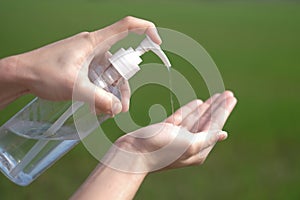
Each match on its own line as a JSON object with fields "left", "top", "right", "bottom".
{"left": 0, "top": 0, "right": 299, "bottom": 199}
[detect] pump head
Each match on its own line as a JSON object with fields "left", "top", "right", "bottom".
{"left": 135, "top": 36, "right": 171, "bottom": 68}
{"left": 109, "top": 36, "right": 171, "bottom": 80}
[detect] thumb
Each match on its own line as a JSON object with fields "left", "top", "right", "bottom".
{"left": 94, "top": 86, "right": 122, "bottom": 115}
{"left": 193, "top": 130, "right": 228, "bottom": 151}
{"left": 74, "top": 80, "right": 122, "bottom": 115}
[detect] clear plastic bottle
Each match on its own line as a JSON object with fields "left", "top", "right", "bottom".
{"left": 0, "top": 36, "right": 171, "bottom": 186}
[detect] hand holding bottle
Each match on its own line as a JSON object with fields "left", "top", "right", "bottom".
{"left": 0, "top": 16, "right": 162, "bottom": 114}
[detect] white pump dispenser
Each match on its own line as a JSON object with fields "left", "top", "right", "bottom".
{"left": 109, "top": 36, "right": 171, "bottom": 80}
{"left": 89, "top": 36, "right": 171, "bottom": 98}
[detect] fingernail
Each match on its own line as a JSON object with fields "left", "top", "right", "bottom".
{"left": 122, "top": 98, "right": 130, "bottom": 112}
{"left": 89, "top": 104, "right": 97, "bottom": 115}
{"left": 125, "top": 98, "right": 130, "bottom": 108}
{"left": 218, "top": 131, "right": 228, "bottom": 141}
{"left": 112, "top": 97, "right": 122, "bottom": 115}
{"left": 152, "top": 28, "right": 162, "bottom": 44}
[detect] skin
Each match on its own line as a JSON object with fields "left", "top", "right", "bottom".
{"left": 0, "top": 16, "right": 162, "bottom": 114}
{"left": 71, "top": 91, "right": 237, "bottom": 200}
{"left": 0, "top": 16, "right": 237, "bottom": 199}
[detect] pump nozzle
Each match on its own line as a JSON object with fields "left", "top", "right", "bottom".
{"left": 135, "top": 36, "right": 171, "bottom": 68}
{"left": 109, "top": 36, "right": 171, "bottom": 80}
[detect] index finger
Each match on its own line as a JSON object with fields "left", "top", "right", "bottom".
{"left": 91, "top": 16, "right": 162, "bottom": 48}
{"left": 165, "top": 99, "right": 203, "bottom": 125}
{"left": 200, "top": 91, "right": 237, "bottom": 131}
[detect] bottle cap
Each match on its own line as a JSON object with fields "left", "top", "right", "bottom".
{"left": 109, "top": 47, "right": 142, "bottom": 80}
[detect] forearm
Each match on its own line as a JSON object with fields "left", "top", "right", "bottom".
{"left": 0, "top": 55, "right": 29, "bottom": 109}
{"left": 71, "top": 140, "right": 148, "bottom": 200}
{"left": 71, "top": 163, "right": 146, "bottom": 200}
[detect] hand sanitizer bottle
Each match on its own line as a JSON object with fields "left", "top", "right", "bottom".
{"left": 0, "top": 36, "right": 171, "bottom": 186}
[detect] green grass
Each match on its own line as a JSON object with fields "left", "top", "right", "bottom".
{"left": 0, "top": 0, "right": 300, "bottom": 199}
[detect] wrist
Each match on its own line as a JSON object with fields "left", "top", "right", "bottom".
{"left": 72, "top": 143, "right": 147, "bottom": 200}
{"left": 0, "top": 55, "right": 30, "bottom": 108}
{"left": 0, "top": 55, "right": 19, "bottom": 83}
{"left": 14, "top": 52, "right": 37, "bottom": 90}
{"left": 0, "top": 54, "right": 32, "bottom": 89}
{"left": 101, "top": 137, "right": 150, "bottom": 175}
{"left": 71, "top": 162, "right": 147, "bottom": 200}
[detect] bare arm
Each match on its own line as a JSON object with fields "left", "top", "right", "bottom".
{"left": 71, "top": 156, "right": 146, "bottom": 200}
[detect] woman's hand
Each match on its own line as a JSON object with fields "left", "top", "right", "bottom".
{"left": 103, "top": 91, "right": 237, "bottom": 173}
{"left": 71, "top": 91, "right": 237, "bottom": 200}
{"left": 0, "top": 16, "right": 161, "bottom": 114}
